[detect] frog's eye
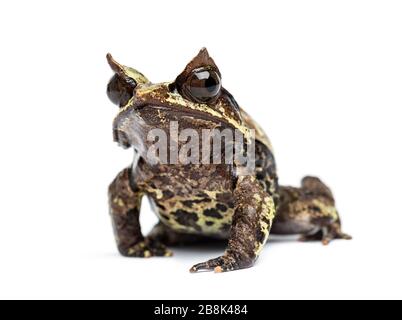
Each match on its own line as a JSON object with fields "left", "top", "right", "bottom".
{"left": 106, "top": 53, "right": 149, "bottom": 107}
{"left": 175, "top": 48, "right": 223, "bottom": 104}
{"left": 182, "top": 68, "right": 222, "bottom": 103}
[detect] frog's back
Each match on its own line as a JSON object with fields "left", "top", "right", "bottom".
{"left": 240, "top": 108, "right": 274, "bottom": 154}
{"left": 240, "top": 108, "right": 279, "bottom": 200}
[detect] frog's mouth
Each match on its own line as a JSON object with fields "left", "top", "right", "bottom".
{"left": 112, "top": 82, "right": 253, "bottom": 154}
{"left": 112, "top": 101, "right": 224, "bottom": 152}
{"left": 116, "top": 83, "right": 250, "bottom": 133}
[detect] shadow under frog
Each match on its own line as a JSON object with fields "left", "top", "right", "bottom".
{"left": 106, "top": 48, "right": 352, "bottom": 273}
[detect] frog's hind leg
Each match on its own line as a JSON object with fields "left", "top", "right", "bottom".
{"left": 272, "top": 176, "right": 352, "bottom": 245}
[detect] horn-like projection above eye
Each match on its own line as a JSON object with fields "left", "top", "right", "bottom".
{"left": 106, "top": 53, "right": 149, "bottom": 107}
{"left": 175, "top": 48, "right": 222, "bottom": 103}
{"left": 106, "top": 53, "right": 149, "bottom": 85}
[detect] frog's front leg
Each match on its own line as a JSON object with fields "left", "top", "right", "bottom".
{"left": 109, "top": 168, "right": 172, "bottom": 257}
{"left": 190, "top": 176, "right": 275, "bottom": 273}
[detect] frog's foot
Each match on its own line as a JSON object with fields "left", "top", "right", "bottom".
{"left": 190, "top": 254, "right": 253, "bottom": 273}
{"left": 274, "top": 177, "right": 352, "bottom": 246}
{"left": 299, "top": 222, "right": 352, "bottom": 245}
{"left": 119, "top": 238, "right": 173, "bottom": 258}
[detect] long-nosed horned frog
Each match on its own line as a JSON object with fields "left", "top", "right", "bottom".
{"left": 106, "top": 48, "right": 351, "bottom": 273}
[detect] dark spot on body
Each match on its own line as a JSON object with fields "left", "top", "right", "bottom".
{"left": 163, "top": 190, "right": 175, "bottom": 199}
{"left": 161, "top": 213, "right": 171, "bottom": 221}
{"left": 205, "top": 221, "right": 215, "bottom": 226}
{"left": 203, "top": 208, "right": 223, "bottom": 219}
{"left": 182, "top": 200, "right": 194, "bottom": 208}
{"left": 174, "top": 210, "right": 201, "bottom": 232}
{"left": 156, "top": 203, "right": 166, "bottom": 210}
{"left": 261, "top": 216, "right": 271, "bottom": 228}
{"left": 196, "top": 198, "right": 212, "bottom": 203}
{"left": 256, "top": 228, "right": 266, "bottom": 244}
{"left": 174, "top": 210, "right": 198, "bottom": 223}
{"left": 182, "top": 198, "right": 212, "bottom": 208}
{"left": 216, "top": 204, "right": 228, "bottom": 212}
{"left": 197, "top": 192, "right": 208, "bottom": 198}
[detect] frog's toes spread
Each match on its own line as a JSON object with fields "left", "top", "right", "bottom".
{"left": 299, "top": 221, "right": 352, "bottom": 245}
{"left": 190, "top": 253, "right": 254, "bottom": 273}
{"left": 120, "top": 238, "right": 173, "bottom": 258}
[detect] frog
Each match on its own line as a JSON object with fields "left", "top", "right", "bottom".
{"left": 106, "top": 48, "right": 352, "bottom": 273}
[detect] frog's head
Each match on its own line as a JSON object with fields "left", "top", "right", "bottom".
{"left": 107, "top": 48, "right": 247, "bottom": 156}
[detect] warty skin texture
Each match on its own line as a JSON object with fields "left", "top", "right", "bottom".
{"left": 107, "top": 48, "right": 351, "bottom": 273}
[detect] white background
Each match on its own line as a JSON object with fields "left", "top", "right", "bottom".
{"left": 0, "top": 0, "right": 401, "bottom": 300}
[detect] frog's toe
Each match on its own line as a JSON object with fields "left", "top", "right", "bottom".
{"left": 120, "top": 239, "right": 173, "bottom": 258}
{"left": 190, "top": 255, "right": 253, "bottom": 273}
{"left": 323, "top": 223, "right": 353, "bottom": 245}
{"left": 299, "top": 233, "right": 322, "bottom": 243}
{"left": 190, "top": 257, "right": 225, "bottom": 273}
{"left": 322, "top": 230, "right": 352, "bottom": 245}
{"left": 299, "top": 227, "right": 352, "bottom": 245}
{"left": 147, "top": 239, "right": 174, "bottom": 256}
{"left": 339, "top": 233, "right": 352, "bottom": 240}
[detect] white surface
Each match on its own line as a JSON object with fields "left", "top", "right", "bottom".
{"left": 0, "top": 0, "right": 401, "bottom": 300}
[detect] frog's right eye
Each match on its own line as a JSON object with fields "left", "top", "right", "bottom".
{"left": 182, "top": 67, "right": 222, "bottom": 103}
{"left": 174, "top": 48, "right": 223, "bottom": 105}
{"left": 106, "top": 53, "right": 149, "bottom": 107}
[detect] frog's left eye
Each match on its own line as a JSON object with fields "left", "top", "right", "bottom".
{"left": 182, "top": 68, "right": 222, "bottom": 103}
{"left": 106, "top": 53, "right": 149, "bottom": 107}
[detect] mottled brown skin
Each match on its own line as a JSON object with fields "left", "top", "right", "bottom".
{"left": 106, "top": 48, "right": 351, "bottom": 273}
{"left": 273, "top": 177, "right": 352, "bottom": 244}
